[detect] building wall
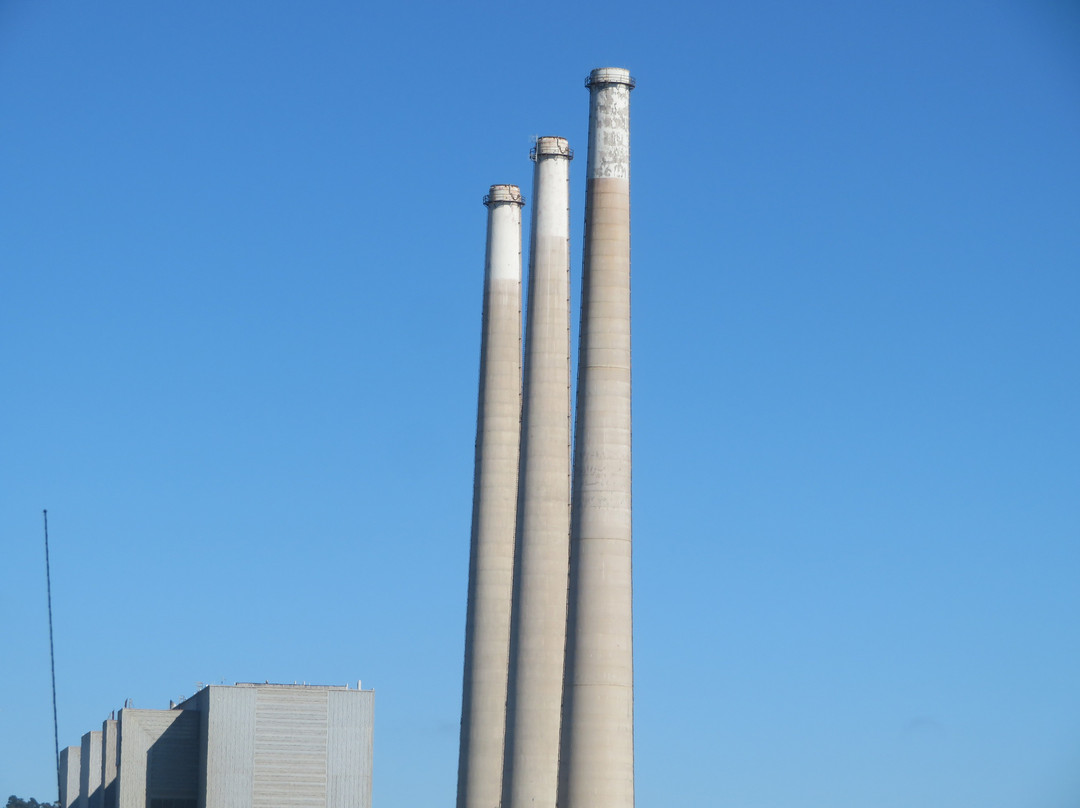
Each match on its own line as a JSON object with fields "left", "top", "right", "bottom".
{"left": 101, "top": 719, "right": 118, "bottom": 808}
{"left": 60, "top": 746, "right": 81, "bottom": 808}
{"left": 195, "top": 684, "right": 374, "bottom": 808}
{"left": 79, "top": 731, "right": 103, "bottom": 808}
{"left": 326, "top": 689, "right": 374, "bottom": 808}
{"left": 198, "top": 685, "right": 256, "bottom": 808}
{"left": 117, "top": 708, "right": 199, "bottom": 808}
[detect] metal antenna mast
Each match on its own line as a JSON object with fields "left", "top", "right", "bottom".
{"left": 43, "top": 509, "right": 61, "bottom": 804}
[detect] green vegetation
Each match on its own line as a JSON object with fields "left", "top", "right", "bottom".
{"left": 7, "top": 797, "right": 58, "bottom": 808}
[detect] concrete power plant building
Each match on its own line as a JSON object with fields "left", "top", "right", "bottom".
{"left": 58, "top": 682, "right": 374, "bottom": 808}
{"left": 458, "top": 67, "right": 635, "bottom": 808}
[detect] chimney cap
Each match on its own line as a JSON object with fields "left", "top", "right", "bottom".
{"left": 483, "top": 185, "right": 525, "bottom": 207}
{"left": 530, "top": 136, "right": 573, "bottom": 161}
{"left": 586, "top": 67, "right": 635, "bottom": 89}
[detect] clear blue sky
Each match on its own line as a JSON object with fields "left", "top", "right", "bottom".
{"left": 3, "top": 1, "right": 1078, "bottom": 805}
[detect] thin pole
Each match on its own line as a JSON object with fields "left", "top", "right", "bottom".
{"left": 44, "top": 509, "right": 61, "bottom": 805}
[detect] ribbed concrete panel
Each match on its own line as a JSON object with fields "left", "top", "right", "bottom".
{"left": 202, "top": 686, "right": 257, "bottom": 808}
{"left": 80, "top": 731, "right": 103, "bottom": 808}
{"left": 117, "top": 709, "right": 199, "bottom": 808}
{"left": 60, "top": 746, "right": 81, "bottom": 808}
{"left": 559, "top": 67, "right": 635, "bottom": 808}
{"left": 503, "top": 137, "right": 573, "bottom": 808}
{"left": 457, "top": 185, "right": 524, "bottom": 808}
{"left": 101, "top": 719, "right": 118, "bottom": 808}
{"left": 327, "top": 689, "right": 374, "bottom": 808}
{"left": 252, "top": 686, "right": 329, "bottom": 808}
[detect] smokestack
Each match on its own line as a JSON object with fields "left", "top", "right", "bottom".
{"left": 559, "top": 68, "right": 636, "bottom": 808}
{"left": 502, "top": 137, "right": 574, "bottom": 808}
{"left": 458, "top": 184, "right": 525, "bottom": 808}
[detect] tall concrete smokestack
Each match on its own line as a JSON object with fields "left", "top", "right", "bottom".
{"left": 559, "top": 68, "right": 635, "bottom": 808}
{"left": 458, "top": 184, "right": 525, "bottom": 808}
{"left": 502, "top": 137, "right": 573, "bottom": 808}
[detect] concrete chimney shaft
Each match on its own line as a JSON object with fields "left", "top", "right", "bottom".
{"left": 502, "top": 137, "right": 573, "bottom": 808}
{"left": 559, "top": 68, "right": 635, "bottom": 808}
{"left": 457, "top": 184, "right": 525, "bottom": 808}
